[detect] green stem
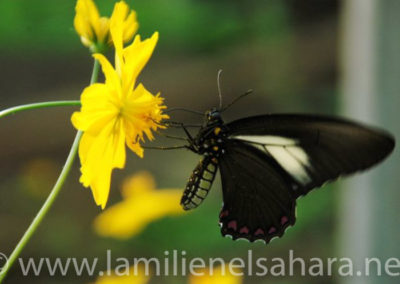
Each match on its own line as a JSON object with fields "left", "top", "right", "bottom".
{"left": 0, "top": 131, "right": 82, "bottom": 282}
{"left": 0, "top": 101, "right": 81, "bottom": 119}
{"left": 90, "top": 56, "right": 100, "bottom": 84}
{"left": 0, "top": 59, "right": 100, "bottom": 282}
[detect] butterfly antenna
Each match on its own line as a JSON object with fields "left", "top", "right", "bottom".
{"left": 217, "top": 69, "right": 223, "bottom": 110}
{"left": 221, "top": 89, "right": 253, "bottom": 112}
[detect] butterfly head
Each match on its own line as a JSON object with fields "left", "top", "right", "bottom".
{"left": 205, "top": 108, "right": 223, "bottom": 126}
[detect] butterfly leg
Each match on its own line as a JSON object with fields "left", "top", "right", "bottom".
{"left": 157, "top": 121, "right": 199, "bottom": 152}
{"left": 163, "top": 120, "right": 202, "bottom": 128}
{"left": 156, "top": 131, "right": 189, "bottom": 141}
{"left": 164, "top": 121, "right": 196, "bottom": 142}
{"left": 181, "top": 124, "right": 195, "bottom": 142}
{"left": 142, "top": 145, "right": 189, "bottom": 150}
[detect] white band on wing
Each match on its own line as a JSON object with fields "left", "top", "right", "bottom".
{"left": 233, "top": 135, "right": 312, "bottom": 185}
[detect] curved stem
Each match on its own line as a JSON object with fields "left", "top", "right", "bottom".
{"left": 0, "top": 131, "right": 82, "bottom": 282}
{"left": 0, "top": 101, "right": 81, "bottom": 119}
{"left": 0, "top": 59, "right": 100, "bottom": 283}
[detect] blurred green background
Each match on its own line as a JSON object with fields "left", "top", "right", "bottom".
{"left": 0, "top": 0, "right": 398, "bottom": 284}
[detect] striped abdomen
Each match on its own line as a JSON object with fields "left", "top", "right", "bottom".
{"left": 180, "top": 157, "right": 218, "bottom": 210}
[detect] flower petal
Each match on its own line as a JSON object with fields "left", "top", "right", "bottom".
{"left": 79, "top": 119, "right": 127, "bottom": 209}
{"left": 126, "top": 141, "right": 144, "bottom": 158}
{"left": 71, "top": 83, "right": 118, "bottom": 135}
{"left": 110, "top": 1, "right": 139, "bottom": 75}
{"left": 121, "top": 32, "right": 159, "bottom": 94}
{"left": 94, "top": 187, "right": 183, "bottom": 238}
{"left": 110, "top": 1, "right": 127, "bottom": 74}
{"left": 96, "top": 17, "right": 110, "bottom": 43}
{"left": 93, "top": 53, "right": 122, "bottom": 95}
{"left": 121, "top": 171, "right": 155, "bottom": 198}
{"left": 74, "top": 0, "right": 101, "bottom": 46}
{"left": 123, "top": 10, "right": 138, "bottom": 43}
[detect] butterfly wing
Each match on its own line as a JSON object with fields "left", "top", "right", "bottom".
{"left": 219, "top": 140, "right": 297, "bottom": 243}
{"left": 226, "top": 114, "right": 395, "bottom": 197}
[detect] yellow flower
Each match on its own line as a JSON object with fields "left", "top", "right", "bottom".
{"left": 94, "top": 264, "right": 150, "bottom": 284}
{"left": 72, "top": 14, "right": 167, "bottom": 208}
{"left": 74, "top": 0, "right": 138, "bottom": 52}
{"left": 94, "top": 172, "right": 185, "bottom": 238}
{"left": 189, "top": 266, "right": 243, "bottom": 284}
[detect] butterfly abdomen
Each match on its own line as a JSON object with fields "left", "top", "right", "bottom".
{"left": 180, "top": 157, "right": 218, "bottom": 210}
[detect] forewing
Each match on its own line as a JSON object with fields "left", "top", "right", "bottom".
{"left": 219, "top": 140, "right": 297, "bottom": 243}
{"left": 227, "top": 114, "right": 395, "bottom": 197}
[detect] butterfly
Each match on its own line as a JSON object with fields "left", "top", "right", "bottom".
{"left": 176, "top": 107, "right": 395, "bottom": 243}
{"left": 156, "top": 85, "right": 395, "bottom": 244}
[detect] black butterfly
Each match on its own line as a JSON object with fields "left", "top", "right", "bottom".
{"left": 158, "top": 90, "right": 395, "bottom": 244}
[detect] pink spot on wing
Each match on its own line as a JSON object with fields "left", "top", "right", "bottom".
{"left": 219, "top": 210, "right": 229, "bottom": 218}
{"left": 239, "top": 226, "right": 249, "bottom": 234}
{"left": 268, "top": 227, "right": 277, "bottom": 234}
{"left": 255, "top": 228, "right": 265, "bottom": 236}
{"left": 281, "top": 216, "right": 289, "bottom": 225}
{"left": 228, "top": 220, "right": 237, "bottom": 231}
